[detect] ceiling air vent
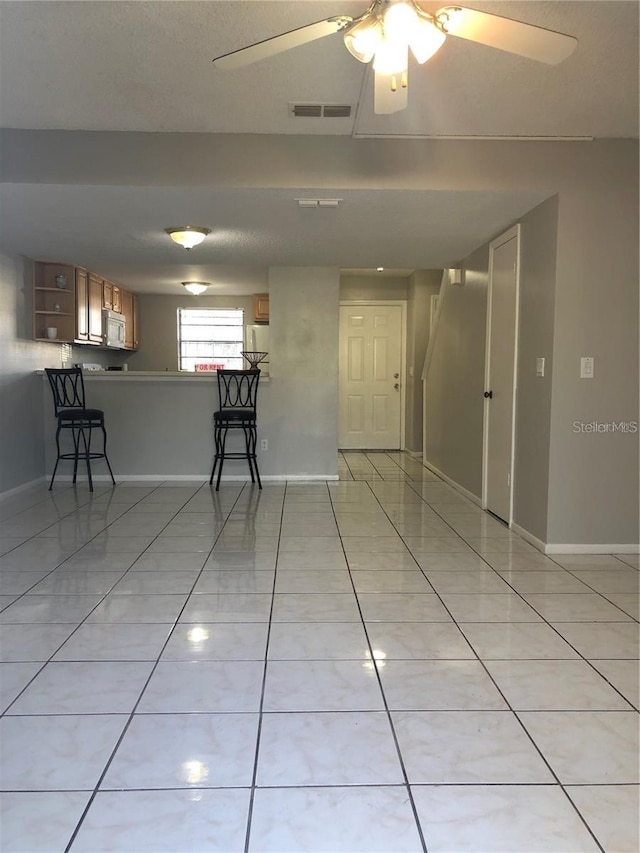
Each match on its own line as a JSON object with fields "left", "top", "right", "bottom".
{"left": 322, "top": 104, "right": 352, "bottom": 118}
{"left": 290, "top": 103, "right": 352, "bottom": 119}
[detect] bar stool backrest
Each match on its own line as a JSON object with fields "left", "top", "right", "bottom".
{"left": 45, "top": 367, "right": 87, "bottom": 416}
{"left": 216, "top": 369, "right": 260, "bottom": 413}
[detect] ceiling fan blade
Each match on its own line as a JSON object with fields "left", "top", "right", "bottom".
{"left": 374, "top": 70, "right": 409, "bottom": 114}
{"left": 436, "top": 6, "right": 577, "bottom": 65}
{"left": 213, "top": 17, "right": 352, "bottom": 70}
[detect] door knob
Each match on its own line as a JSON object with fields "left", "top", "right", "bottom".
{"left": 394, "top": 383, "right": 400, "bottom": 390}
{"left": 484, "top": 391, "right": 493, "bottom": 399}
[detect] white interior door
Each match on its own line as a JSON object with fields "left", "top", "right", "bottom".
{"left": 339, "top": 304, "right": 403, "bottom": 449}
{"left": 484, "top": 226, "right": 520, "bottom": 523}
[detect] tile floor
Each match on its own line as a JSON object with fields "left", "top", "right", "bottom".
{"left": 0, "top": 451, "right": 638, "bottom": 852}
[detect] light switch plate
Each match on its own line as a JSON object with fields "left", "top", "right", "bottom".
{"left": 580, "top": 356, "right": 595, "bottom": 379}
{"left": 536, "top": 357, "right": 545, "bottom": 377}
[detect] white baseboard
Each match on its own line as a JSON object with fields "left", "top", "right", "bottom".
{"left": 0, "top": 476, "right": 46, "bottom": 502}
{"left": 544, "top": 543, "right": 640, "bottom": 555}
{"left": 510, "top": 523, "right": 546, "bottom": 554}
{"left": 406, "top": 450, "right": 423, "bottom": 459}
{"left": 421, "top": 459, "right": 483, "bottom": 507}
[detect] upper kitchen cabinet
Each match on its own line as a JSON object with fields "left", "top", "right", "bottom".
{"left": 76, "top": 271, "right": 103, "bottom": 345}
{"left": 253, "top": 293, "right": 269, "bottom": 324}
{"left": 33, "top": 262, "right": 77, "bottom": 342}
{"left": 103, "top": 280, "right": 122, "bottom": 313}
{"left": 121, "top": 289, "right": 138, "bottom": 350}
{"left": 88, "top": 274, "right": 104, "bottom": 343}
{"left": 33, "top": 261, "right": 139, "bottom": 349}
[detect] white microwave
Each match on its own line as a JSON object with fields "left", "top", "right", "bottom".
{"left": 103, "top": 310, "right": 126, "bottom": 349}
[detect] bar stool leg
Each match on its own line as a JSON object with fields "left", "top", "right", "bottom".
{"left": 80, "top": 427, "right": 94, "bottom": 492}
{"left": 216, "top": 425, "right": 230, "bottom": 491}
{"left": 101, "top": 424, "right": 116, "bottom": 486}
{"left": 49, "top": 424, "right": 63, "bottom": 490}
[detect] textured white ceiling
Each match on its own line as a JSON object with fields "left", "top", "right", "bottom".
{"left": 0, "top": 1, "right": 637, "bottom": 294}
{"left": 1, "top": 1, "right": 636, "bottom": 137}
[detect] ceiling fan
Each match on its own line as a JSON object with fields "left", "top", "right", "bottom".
{"left": 213, "top": 0, "right": 577, "bottom": 115}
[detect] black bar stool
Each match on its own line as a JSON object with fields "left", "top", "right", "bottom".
{"left": 209, "top": 369, "right": 261, "bottom": 491}
{"left": 45, "top": 367, "right": 116, "bottom": 492}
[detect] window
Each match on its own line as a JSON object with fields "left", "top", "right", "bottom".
{"left": 177, "top": 308, "right": 244, "bottom": 372}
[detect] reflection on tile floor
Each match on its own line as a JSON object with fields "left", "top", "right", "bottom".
{"left": 0, "top": 451, "right": 638, "bottom": 852}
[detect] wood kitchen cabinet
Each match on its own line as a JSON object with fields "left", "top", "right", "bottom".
{"left": 88, "top": 274, "right": 104, "bottom": 343}
{"left": 253, "top": 293, "right": 269, "bottom": 324}
{"left": 121, "top": 288, "right": 136, "bottom": 350}
{"left": 33, "top": 261, "right": 138, "bottom": 350}
{"left": 75, "top": 270, "right": 102, "bottom": 345}
{"left": 103, "top": 280, "right": 122, "bottom": 313}
{"left": 132, "top": 294, "right": 140, "bottom": 350}
{"left": 33, "top": 262, "right": 77, "bottom": 343}
{"left": 75, "top": 267, "right": 89, "bottom": 342}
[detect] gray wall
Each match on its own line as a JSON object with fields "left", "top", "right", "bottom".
{"left": 269, "top": 267, "right": 340, "bottom": 476}
{"left": 126, "top": 293, "right": 255, "bottom": 372}
{"left": 547, "top": 156, "right": 639, "bottom": 545}
{"left": 513, "top": 196, "right": 559, "bottom": 542}
{"left": 406, "top": 270, "right": 442, "bottom": 453}
{"left": 424, "top": 247, "right": 489, "bottom": 497}
{"left": 424, "top": 159, "right": 639, "bottom": 546}
{"left": 340, "top": 276, "right": 408, "bottom": 301}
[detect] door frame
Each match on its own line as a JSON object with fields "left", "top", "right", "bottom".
{"left": 339, "top": 300, "right": 407, "bottom": 450}
{"left": 481, "top": 224, "right": 521, "bottom": 524}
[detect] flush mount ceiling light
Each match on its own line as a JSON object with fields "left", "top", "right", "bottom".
{"left": 213, "top": 1, "right": 577, "bottom": 115}
{"left": 182, "top": 281, "right": 211, "bottom": 296}
{"left": 165, "top": 227, "right": 211, "bottom": 250}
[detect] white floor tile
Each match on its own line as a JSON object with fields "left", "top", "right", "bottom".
{"left": 0, "top": 714, "right": 126, "bottom": 790}
{"left": 256, "top": 711, "right": 404, "bottom": 786}
{"left": 0, "top": 623, "right": 76, "bottom": 661}
{"left": 484, "top": 659, "right": 631, "bottom": 710}
{"left": 412, "top": 785, "right": 600, "bottom": 852}
{"left": 53, "top": 622, "right": 172, "bottom": 661}
{"left": 378, "top": 660, "right": 507, "bottom": 710}
{"left": 102, "top": 713, "right": 259, "bottom": 788}
{"left": 393, "top": 710, "right": 554, "bottom": 783}
{"left": 137, "top": 660, "right": 265, "bottom": 713}
{"left": 1, "top": 791, "right": 91, "bottom": 853}
{"left": 161, "top": 622, "right": 269, "bottom": 661}
{"left": 70, "top": 789, "right": 250, "bottom": 853}
{"left": 565, "top": 785, "right": 640, "bottom": 853}
{"left": 263, "top": 660, "right": 385, "bottom": 711}
{"left": 1, "top": 457, "right": 634, "bottom": 850}
{"left": 518, "top": 711, "right": 640, "bottom": 783}
{"left": 6, "top": 660, "right": 154, "bottom": 714}
{"left": 248, "top": 786, "right": 423, "bottom": 852}
{"left": 267, "top": 621, "right": 370, "bottom": 660}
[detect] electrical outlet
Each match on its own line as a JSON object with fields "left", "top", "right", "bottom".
{"left": 260, "top": 439, "right": 268, "bottom": 451}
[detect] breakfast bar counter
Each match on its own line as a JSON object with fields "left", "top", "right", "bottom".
{"left": 41, "top": 371, "right": 337, "bottom": 482}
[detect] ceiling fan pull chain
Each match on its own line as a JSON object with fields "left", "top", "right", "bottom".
{"left": 390, "top": 74, "right": 397, "bottom": 92}
{"left": 401, "top": 70, "right": 408, "bottom": 89}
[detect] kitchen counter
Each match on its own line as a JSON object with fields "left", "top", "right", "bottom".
{"left": 41, "top": 370, "right": 328, "bottom": 482}
{"left": 81, "top": 371, "right": 270, "bottom": 382}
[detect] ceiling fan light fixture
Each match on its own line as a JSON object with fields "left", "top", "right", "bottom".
{"left": 409, "top": 12, "right": 446, "bottom": 64}
{"left": 343, "top": 18, "right": 383, "bottom": 63}
{"left": 182, "top": 281, "right": 210, "bottom": 295}
{"left": 373, "top": 38, "right": 408, "bottom": 76}
{"left": 383, "top": 1, "right": 419, "bottom": 42}
{"left": 165, "top": 227, "right": 211, "bottom": 250}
